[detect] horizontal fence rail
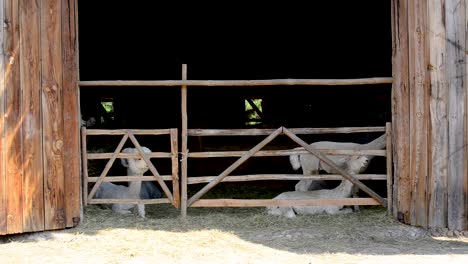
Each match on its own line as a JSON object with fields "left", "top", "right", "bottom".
{"left": 79, "top": 77, "right": 393, "bottom": 87}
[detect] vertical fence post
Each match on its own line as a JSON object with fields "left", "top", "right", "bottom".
{"left": 386, "top": 122, "right": 393, "bottom": 215}
{"left": 81, "top": 127, "right": 88, "bottom": 206}
{"left": 181, "top": 64, "right": 188, "bottom": 218}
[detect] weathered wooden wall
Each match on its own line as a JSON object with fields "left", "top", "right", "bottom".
{"left": 0, "top": 0, "right": 80, "bottom": 235}
{"left": 392, "top": 0, "right": 467, "bottom": 230}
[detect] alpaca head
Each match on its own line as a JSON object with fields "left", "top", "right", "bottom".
{"left": 120, "top": 147, "right": 152, "bottom": 175}
{"left": 345, "top": 155, "right": 370, "bottom": 173}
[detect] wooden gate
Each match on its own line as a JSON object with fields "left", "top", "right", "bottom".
{"left": 182, "top": 124, "right": 393, "bottom": 216}
{"left": 81, "top": 128, "right": 180, "bottom": 208}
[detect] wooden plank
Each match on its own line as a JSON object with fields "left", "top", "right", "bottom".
{"left": 81, "top": 127, "right": 88, "bottom": 206}
{"left": 187, "top": 174, "right": 387, "bottom": 184}
{"left": 19, "top": 0, "right": 44, "bottom": 233}
{"left": 4, "top": 0, "right": 23, "bottom": 234}
{"left": 88, "top": 198, "right": 171, "bottom": 205}
{"left": 87, "top": 175, "right": 173, "bottom": 182}
{"left": 79, "top": 77, "right": 394, "bottom": 87}
{"left": 188, "top": 149, "right": 387, "bottom": 158}
{"left": 181, "top": 64, "right": 188, "bottom": 218}
{"left": 0, "top": 0, "right": 6, "bottom": 235}
{"left": 386, "top": 123, "right": 394, "bottom": 215}
{"left": 446, "top": 0, "right": 467, "bottom": 230}
{"left": 283, "top": 127, "right": 387, "bottom": 207}
{"left": 87, "top": 152, "right": 172, "bottom": 159}
{"left": 170, "top": 129, "right": 180, "bottom": 208}
{"left": 191, "top": 198, "right": 381, "bottom": 207}
{"left": 188, "top": 127, "right": 386, "bottom": 136}
{"left": 408, "top": 0, "right": 429, "bottom": 227}
{"left": 41, "top": 0, "right": 66, "bottom": 231}
{"left": 86, "top": 129, "right": 172, "bottom": 135}
{"left": 62, "top": 0, "right": 80, "bottom": 228}
{"left": 391, "top": 0, "right": 411, "bottom": 221}
{"left": 428, "top": 0, "right": 449, "bottom": 228}
{"left": 465, "top": 0, "right": 468, "bottom": 231}
{"left": 187, "top": 127, "right": 283, "bottom": 207}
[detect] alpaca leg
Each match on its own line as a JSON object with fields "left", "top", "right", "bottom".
{"left": 112, "top": 204, "right": 132, "bottom": 215}
{"left": 136, "top": 204, "right": 146, "bottom": 218}
{"left": 352, "top": 185, "right": 360, "bottom": 212}
{"left": 283, "top": 207, "right": 296, "bottom": 218}
{"left": 337, "top": 208, "right": 353, "bottom": 214}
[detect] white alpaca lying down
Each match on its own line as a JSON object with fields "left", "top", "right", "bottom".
{"left": 95, "top": 146, "right": 152, "bottom": 218}
{"left": 266, "top": 155, "right": 369, "bottom": 218}
{"left": 290, "top": 134, "right": 386, "bottom": 191}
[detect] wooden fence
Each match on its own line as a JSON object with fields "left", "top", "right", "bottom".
{"left": 81, "top": 128, "right": 180, "bottom": 208}
{"left": 182, "top": 124, "right": 393, "bottom": 215}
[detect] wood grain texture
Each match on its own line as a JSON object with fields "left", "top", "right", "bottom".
{"left": 408, "top": 0, "right": 429, "bottom": 227}
{"left": 391, "top": 0, "right": 411, "bottom": 222}
{"left": 181, "top": 64, "right": 188, "bottom": 218}
{"left": 191, "top": 198, "right": 380, "bottom": 207}
{"left": 446, "top": 0, "right": 467, "bottom": 230}
{"left": 62, "top": 0, "right": 80, "bottom": 228}
{"left": 19, "top": 0, "right": 44, "bottom": 233}
{"left": 41, "top": 0, "right": 66, "bottom": 230}
{"left": 0, "top": 0, "right": 6, "bottom": 235}
{"left": 428, "top": 0, "right": 449, "bottom": 228}
{"left": 4, "top": 0, "right": 23, "bottom": 234}
{"left": 79, "top": 78, "right": 393, "bottom": 87}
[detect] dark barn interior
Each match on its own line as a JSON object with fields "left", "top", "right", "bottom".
{"left": 78, "top": 2, "right": 392, "bottom": 199}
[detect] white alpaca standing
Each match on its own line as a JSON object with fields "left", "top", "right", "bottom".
{"left": 290, "top": 134, "right": 386, "bottom": 191}
{"left": 95, "top": 146, "right": 152, "bottom": 218}
{"left": 266, "top": 155, "right": 370, "bottom": 218}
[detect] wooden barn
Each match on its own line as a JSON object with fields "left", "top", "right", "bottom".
{"left": 0, "top": 0, "right": 467, "bottom": 235}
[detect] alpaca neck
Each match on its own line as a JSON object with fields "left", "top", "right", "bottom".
{"left": 127, "top": 169, "right": 144, "bottom": 195}
{"left": 362, "top": 134, "right": 386, "bottom": 150}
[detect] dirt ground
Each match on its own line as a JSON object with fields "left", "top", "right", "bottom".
{"left": 1, "top": 204, "right": 467, "bottom": 264}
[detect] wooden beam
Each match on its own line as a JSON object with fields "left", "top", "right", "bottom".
{"left": 88, "top": 198, "right": 171, "bottom": 205}
{"left": 85, "top": 128, "right": 172, "bottom": 135}
{"left": 391, "top": 0, "right": 411, "bottom": 221}
{"left": 79, "top": 77, "right": 393, "bottom": 87}
{"left": 181, "top": 64, "right": 188, "bottom": 218}
{"left": 408, "top": 0, "right": 429, "bottom": 227}
{"left": 428, "top": 0, "right": 449, "bottom": 228}
{"left": 0, "top": 0, "right": 6, "bottom": 235}
{"left": 386, "top": 123, "right": 394, "bottom": 215}
{"left": 5, "top": 0, "right": 23, "bottom": 234}
{"left": 283, "top": 127, "right": 387, "bottom": 207}
{"left": 62, "top": 0, "right": 80, "bottom": 228}
{"left": 188, "top": 127, "right": 385, "bottom": 136}
{"left": 20, "top": 0, "right": 44, "bottom": 233}
{"left": 81, "top": 127, "right": 88, "bottom": 206}
{"left": 187, "top": 174, "right": 387, "bottom": 184}
{"left": 188, "top": 149, "right": 386, "bottom": 158}
{"left": 87, "top": 175, "right": 173, "bottom": 182}
{"left": 446, "top": 0, "right": 467, "bottom": 231}
{"left": 42, "top": 0, "right": 66, "bottom": 231}
{"left": 170, "top": 129, "right": 180, "bottom": 208}
{"left": 87, "top": 152, "right": 172, "bottom": 159}
{"left": 187, "top": 127, "right": 283, "bottom": 207}
{"left": 191, "top": 198, "right": 381, "bottom": 207}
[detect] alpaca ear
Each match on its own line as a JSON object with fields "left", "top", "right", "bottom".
{"left": 120, "top": 147, "right": 133, "bottom": 167}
